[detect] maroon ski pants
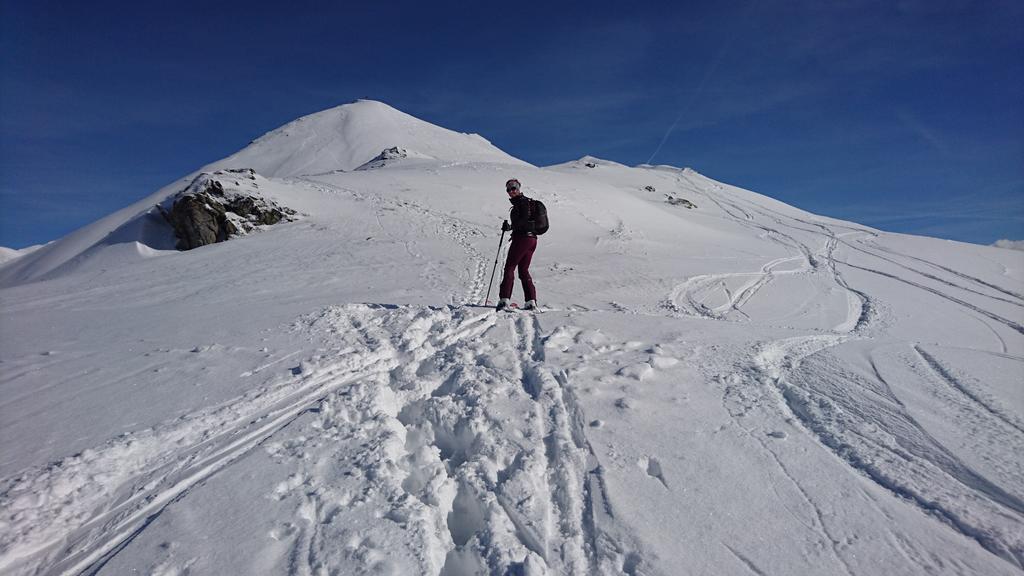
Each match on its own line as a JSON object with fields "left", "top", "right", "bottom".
{"left": 499, "top": 235, "right": 537, "bottom": 301}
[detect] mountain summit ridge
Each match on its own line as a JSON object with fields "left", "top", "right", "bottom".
{"left": 0, "top": 100, "right": 529, "bottom": 285}
{"left": 222, "top": 99, "right": 530, "bottom": 177}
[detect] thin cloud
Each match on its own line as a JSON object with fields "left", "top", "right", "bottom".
{"left": 894, "top": 109, "right": 953, "bottom": 156}
{"left": 646, "top": 1, "right": 754, "bottom": 164}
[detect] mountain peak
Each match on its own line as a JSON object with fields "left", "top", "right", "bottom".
{"left": 222, "top": 100, "right": 529, "bottom": 177}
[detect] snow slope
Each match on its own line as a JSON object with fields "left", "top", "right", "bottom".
{"left": 0, "top": 245, "right": 43, "bottom": 266}
{"left": 0, "top": 100, "right": 525, "bottom": 286}
{"left": 1, "top": 101, "right": 1022, "bottom": 576}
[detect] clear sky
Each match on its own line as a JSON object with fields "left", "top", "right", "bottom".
{"left": 2, "top": 0, "right": 1021, "bottom": 249}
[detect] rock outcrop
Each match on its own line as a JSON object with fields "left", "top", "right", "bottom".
{"left": 160, "top": 169, "right": 296, "bottom": 250}
{"left": 665, "top": 195, "right": 697, "bottom": 209}
{"left": 356, "top": 146, "right": 409, "bottom": 170}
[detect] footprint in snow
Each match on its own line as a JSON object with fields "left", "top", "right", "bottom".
{"left": 639, "top": 456, "right": 669, "bottom": 489}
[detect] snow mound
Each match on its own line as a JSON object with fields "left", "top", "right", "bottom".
{"left": 547, "top": 155, "right": 628, "bottom": 170}
{"left": 0, "top": 247, "right": 20, "bottom": 264}
{"left": 222, "top": 100, "right": 529, "bottom": 177}
{"left": 0, "top": 244, "right": 45, "bottom": 267}
{"left": 993, "top": 239, "right": 1024, "bottom": 251}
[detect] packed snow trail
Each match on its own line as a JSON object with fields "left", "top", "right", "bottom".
{"left": 0, "top": 305, "right": 659, "bottom": 576}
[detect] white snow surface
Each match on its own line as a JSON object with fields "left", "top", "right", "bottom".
{"left": 1, "top": 100, "right": 1023, "bottom": 576}
{"left": 994, "top": 239, "right": 1024, "bottom": 252}
{"left": 0, "top": 245, "right": 43, "bottom": 265}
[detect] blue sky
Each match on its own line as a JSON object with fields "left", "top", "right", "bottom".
{"left": 2, "top": 0, "right": 1021, "bottom": 248}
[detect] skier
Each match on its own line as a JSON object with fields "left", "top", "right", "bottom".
{"left": 496, "top": 178, "right": 547, "bottom": 311}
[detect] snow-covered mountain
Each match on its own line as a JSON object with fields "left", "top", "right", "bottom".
{"left": 1, "top": 100, "right": 1022, "bottom": 576}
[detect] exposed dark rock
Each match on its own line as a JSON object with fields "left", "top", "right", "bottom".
{"left": 357, "top": 146, "right": 408, "bottom": 170}
{"left": 226, "top": 167, "right": 258, "bottom": 181}
{"left": 665, "top": 195, "right": 697, "bottom": 209}
{"left": 644, "top": 185, "right": 656, "bottom": 192}
{"left": 584, "top": 162, "right": 597, "bottom": 168}
{"left": 168, "top": 193, "right": 230, "bottom": 249}
{"left": 161, "top": 170, "right": 296, "bottom": 251}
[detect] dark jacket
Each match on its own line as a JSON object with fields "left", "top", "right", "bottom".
{"left": 508, "top": 195, "right": 545, "bottom": 237}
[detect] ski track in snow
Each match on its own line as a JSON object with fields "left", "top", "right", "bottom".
{"left": 680, "top": 171, "right": 1024, "bottom": 572}
{"left": 0, "top": 304, "right": 655, "bottom": 576}
{"left": 665, "top": 172, "right": 880, "bottom": 335}
{"left": 292, "top": 179, "right": 491, "bottom": 306}
{"left": 4, "top": 161, "right": 1023, "bottom": 574}
{"left": 719, "top": 333, "right": 1024, "bottom": 573}
{"left": 0, "top": 305, "right": 491, "bottom": 575}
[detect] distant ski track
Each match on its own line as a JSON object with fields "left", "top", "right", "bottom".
{"left": 663, "top": 173, "right": 1024, "bottom": 569}
{"left": 841, "top": 261, "right": 1024, "bottom": 335}
{"left": 663, "top": 255, "right": 809, "bottom": 321}
{"left": 722, "top": 543, "right": 768, "bottom": 576}
{"left": 678, "top": 176, "right": 1020, "bottom": 344}
{"left": 685, "top": 169, "right": 1024, "bottom": 568}
{"left": 865, "top": 242, "right": 1024, "bottom": 303}
{"left": 667, "top": 173, "right": 875, "bottom": 334}
{"left": 294, "top": 178, "right": 490, "bottom": 305}
{"left": 840, "top": 240, "right": 1024, "bottom": 308}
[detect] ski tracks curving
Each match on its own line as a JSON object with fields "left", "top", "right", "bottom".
{"left": 665, "top": 174, "right": 873, "bottom": 334}
{"left": 729, "top": 334, "right": 1024, "bottom": 571}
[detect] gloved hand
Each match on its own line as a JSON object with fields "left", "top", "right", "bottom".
{"left": 501, "top": 219, "right": 511, "bottom": 232}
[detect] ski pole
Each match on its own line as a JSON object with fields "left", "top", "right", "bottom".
{"left": 484, "top": 223, "right": 508, "bottom": 305}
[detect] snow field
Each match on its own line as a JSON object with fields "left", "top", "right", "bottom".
{"left": 2, "top": 100, "right": 1023, "bottom": 575}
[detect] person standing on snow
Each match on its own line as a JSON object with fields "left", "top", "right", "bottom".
{"left": 497, "top": 178, "right": 547, "bottom": 311}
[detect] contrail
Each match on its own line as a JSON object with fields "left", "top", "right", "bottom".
{"left": 646, "top": 2, "right": 752, "bottom": 165}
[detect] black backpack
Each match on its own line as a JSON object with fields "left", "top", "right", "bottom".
{"left": 529, "top": 199, "right": 549, "bottom": 235}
